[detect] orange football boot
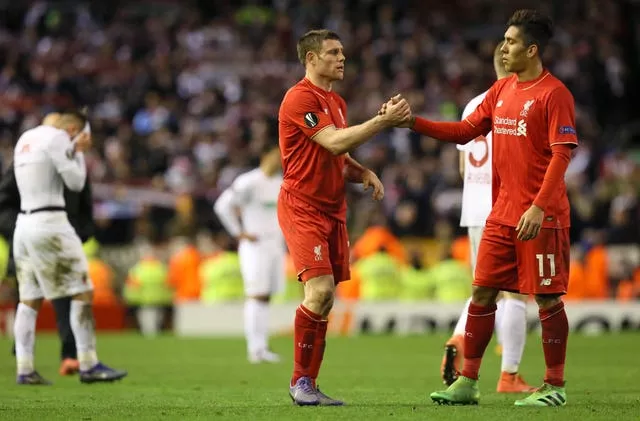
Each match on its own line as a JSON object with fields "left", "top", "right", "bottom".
{"left": 59, "top": 358, "right": 80, "bottom": 376}
{"left": 496, "top": 371, "right": 537, "bottom": 393}
{"left": 440, "top": 334, "right": 464, "bottom": 386}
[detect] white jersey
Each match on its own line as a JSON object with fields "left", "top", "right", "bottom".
{"left": 214, "top": 168, "right": 283, "bottom": 247}
{"left": 14, "top": 125, "right": 86, "bottom": 211}
{"left": 12, "top": 125, "right": 91, "bottom": 301}
{"left": 457, "top": 91, "right": 492, "bottom": 227}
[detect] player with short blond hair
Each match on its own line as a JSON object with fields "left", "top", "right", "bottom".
{"left": 13, "top": 110, "right": 127, "bottom": 385}
{"left": 214, "top": 141, "right": 284, "bottom": 364}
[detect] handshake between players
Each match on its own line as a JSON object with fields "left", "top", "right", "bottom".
{"left": 376, "top": 94, "right": 414, "bottom": 128}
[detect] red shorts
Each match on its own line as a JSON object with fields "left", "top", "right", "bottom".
{"left": 474, "top": 221, "right": 570, "bottom": 295}
{"left": 277, "top": 189, "right": 350, "bottom": 284}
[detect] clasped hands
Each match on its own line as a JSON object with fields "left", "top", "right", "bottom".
{"left": 377, "top": 94, "right": 414, "bottom": 128}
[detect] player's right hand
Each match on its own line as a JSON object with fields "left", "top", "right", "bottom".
{"left": 74, "top": 132, "right": 92, "bottom": 153}
{"left": 238, "top": 232, "right": 258, "bottom": 242}
{"left": 377, "top": 94, "right": 402, "bottom": 116}
{"left": 379, "top": 96, "right": 411, "bottom": 127}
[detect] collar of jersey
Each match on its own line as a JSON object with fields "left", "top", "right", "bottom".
{"left": 514, "top": 69, "right": 550, "bottom": 91}
{"left": 303, "top": 78, "right": 332, "bottom": 96}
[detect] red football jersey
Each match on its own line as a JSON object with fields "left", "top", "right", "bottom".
{"left": 465, "top": 70, "right": 578, "bottom": 229}
{"left": 278, "top": 78, "right": 348, "bottom": 221}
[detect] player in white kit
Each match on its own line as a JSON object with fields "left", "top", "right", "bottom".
{"left": 12, "top": 110, "right": 127, "bottom": 385}
{"left": 440, "top": 44, "right": 535, "bottom": 393}
{"left": 214, "top": 141, "right": 284, "bottom": 363}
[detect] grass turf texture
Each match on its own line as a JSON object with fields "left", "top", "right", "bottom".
{"left": 0, "top": 333, "right": 638, "bottom": 420}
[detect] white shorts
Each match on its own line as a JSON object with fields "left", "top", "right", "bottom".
{"left": 238, "top": 241, "right": 285, "bottom": 296}
{"left": 13, "top": 212, "right": 92, "bottom": 300}
{"left": 468, "top": 225, "right": 485, "bottom": 276}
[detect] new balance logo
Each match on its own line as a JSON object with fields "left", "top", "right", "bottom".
{"left": 540, "top": 278, "right": 552, "bottom": 286}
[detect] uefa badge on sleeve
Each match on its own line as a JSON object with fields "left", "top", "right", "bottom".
{"left": 558, "top": 126, "right": 576, "bottom": 135}
{"left": 304, "top": 112, "right": 319, "bottom": 128}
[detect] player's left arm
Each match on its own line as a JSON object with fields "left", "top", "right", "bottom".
{"left": 516, "top": 86, "right": 578, "bottom": 241}
{"left": 344, "top": 153, "right": 384, "bottom": 201}
{"left": 533, "top": 86, "right": 578, "bottom": 209}
{"left": 213, "top": 176, "right": 258, "bottom": 242}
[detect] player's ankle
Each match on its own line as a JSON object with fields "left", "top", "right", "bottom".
{"left": 501, "top": 364, "right": 519, "bottom": 374}
{"left": 544, "top": 378, "right": 565, "bottom": 387}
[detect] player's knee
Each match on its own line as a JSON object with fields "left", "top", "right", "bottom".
{"left": 20, "top": 298, "right": 43, "bottom": 311}
{"left": 71, "top": 290, "right": 93, "bottom": 303}
{"left": 503, "top": 291, "right": 528, "bottom": 302}
{"left": 534, "top": 294, "right": 562, "bottom": 310}
{"left": 304, "top": 275, "right": 336, "bottom": 308}
{"left": 471, "top": 286, "right": 499, "bottom": 306}
{"left": 308, "top": 285, "right": 334, "bottom": 307}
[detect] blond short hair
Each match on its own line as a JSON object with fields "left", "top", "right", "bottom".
{"left": 42, "top": 112, "right": 61, "bottom": 126}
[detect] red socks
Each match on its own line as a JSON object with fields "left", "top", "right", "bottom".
{"left": 461, "top": 303, "right": 497, "bottom": 380}
{"left": 292, "top": 305, "right": 327, "bottom": 387}
{"left": 310, "top": 318, "right": 328, "bottom": 382}
{"left": 458, "top": 300, "right": 568, "bottom": 387}
{"left": 540, "top": 301, "right": 568, "bottom": 387}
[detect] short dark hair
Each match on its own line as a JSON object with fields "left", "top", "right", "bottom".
{"left": 297, "top": 29, "right": 341, "bottom": 65}
{"left": 507, "top": 9, "right": 554, "bottom": 56}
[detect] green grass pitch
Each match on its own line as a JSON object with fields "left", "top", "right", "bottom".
{"left": 0, "top": 333, "right": 638, "bottom": 420}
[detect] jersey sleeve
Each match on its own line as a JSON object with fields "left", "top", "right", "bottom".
{"left": 213, "top": 189, "right": 242, "bottom": 237}
{"left": 47, "top": 132, "right": 87, "bottom": 192}
{"left": 464, "top": 84, "right": 499, "bottom": 137}
{"left": 213, "top": 173, "right": 252, "bottom": 237}
{"left": 229, "top": 173, "right": 253, "bottom": 206}
{"left": 281, "top": 88, "right": 336, "bottom": 139}
{"left": 547, "top": 86, "right": 578, "bottom": 147}
{"left": 457, "top": 97, "right": 484, "bottom": 151}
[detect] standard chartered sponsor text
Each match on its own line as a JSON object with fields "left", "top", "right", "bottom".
{"left": 494, "top": 126, "right": 520, "bottom": 135}
{"left": 494, "top": 116, "right": 517, "bottom": 126}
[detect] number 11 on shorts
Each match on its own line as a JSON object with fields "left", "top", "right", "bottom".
{"left": 536, "top": 253, "right": 556, "bottom": 282}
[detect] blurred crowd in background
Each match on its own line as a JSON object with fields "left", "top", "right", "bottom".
{"left": 0, "top": 0, "right": 638, "bottom": 310}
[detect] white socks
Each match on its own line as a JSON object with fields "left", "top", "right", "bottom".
{"left": 454, "top": 298, "right": 505, "bottom": 337}
{"left": 494, "top": 299, "right": 506, "bottom": 346}
{"left": 453, "top": 297, "right": 526, "bottom": 373}
{"left": 500, "top": 298, "right": 527, "bottom": 373}
{"left": 14, "top": 303, "right": 37, "bottom": 375}
{"left": 244, "top": 298, "right": 270, "bottom": 356}
{"left": 137, "top": 307, "right": 163, "bottom": 337}
{"left": 70, "top": 300, "right": 99, "bottom": 371}
{"left": 453, "top": 298, "right": 472, "bottom": 336}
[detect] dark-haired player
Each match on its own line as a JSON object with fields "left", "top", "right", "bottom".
{"left": 214, "top": 141, "right": 284, "bottom": 364}
{"left": 395, "top": 10, "right": 576, "bottom": 406}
